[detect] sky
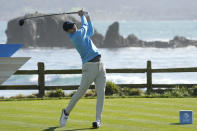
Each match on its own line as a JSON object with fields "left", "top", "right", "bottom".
{"left": 0, "top": 0, "right": 197, "bottom": 21}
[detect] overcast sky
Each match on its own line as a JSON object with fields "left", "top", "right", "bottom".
{"left": 0, "top": 0, "right": 197, "bottom": 21}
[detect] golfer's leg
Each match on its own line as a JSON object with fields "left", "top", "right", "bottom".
{"left": 66, "top": 65, "right": 95, "bottom": 114}
{"left": 95, "top": 62, "right": 106, "bottom": 121}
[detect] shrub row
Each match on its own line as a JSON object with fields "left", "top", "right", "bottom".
{"left": 3, "top": 82, "right": 197, "bottom": 99}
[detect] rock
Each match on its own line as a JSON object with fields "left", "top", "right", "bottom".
{"left": 91, "top": 30, "right": 104, "bottom": 47}
{"left": 6, "top": 14, "right": 197, "bottom": 48}
{"left": 6, "top": 13, "right": 104, "bottom": 48}
{"left": 145, "top": 41, "right": 171, "bottom": 48}
{"left": 126, "top": 34, "right": 144, "bottom": 47}
{"left": 103, "top": 22, "right": 127, "bottom": 47}
{"left": 169, "top": 36, "right": 197, "bottom": 48}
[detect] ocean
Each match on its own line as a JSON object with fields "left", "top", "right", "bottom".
{"left": 0, "top": 20, "right": 197, "bottom": 97}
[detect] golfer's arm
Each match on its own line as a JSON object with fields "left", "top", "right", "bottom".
{"left": 79, "top": 16, "right": 88, "bottom": 37}
{"left": 86, "top": 15, "right": 91, "bottom": 22}
{"left": 81, "top": 16, "right": 88, "bottom": 29}
{"left": 86, "top": 16, "right": 94, "bottom": 37}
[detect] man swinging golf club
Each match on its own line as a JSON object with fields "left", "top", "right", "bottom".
{"left": 60, "top": 9, "right": 106, "bottom": 128}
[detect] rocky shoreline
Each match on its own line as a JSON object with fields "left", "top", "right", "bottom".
{"left": 6, "top": 13, "right": 197, "bottom": 48}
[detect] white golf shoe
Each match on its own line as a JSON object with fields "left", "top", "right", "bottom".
{"left": 59, "top": 109, "right": 69, "bottom": 127}
{"left": 92, "top": 120, "right": 102, "bottom": 128}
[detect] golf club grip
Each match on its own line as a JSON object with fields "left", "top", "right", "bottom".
{"left": 23, "top": 12, "right": 78, "bottom": 20}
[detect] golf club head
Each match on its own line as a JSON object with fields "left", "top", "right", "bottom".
{"left": 19, "top": 19, "right": 25, "bottom": 26}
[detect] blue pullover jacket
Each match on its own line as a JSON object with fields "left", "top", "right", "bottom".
{"left": 68, "top": 16, "right": 100, "bottom": 64}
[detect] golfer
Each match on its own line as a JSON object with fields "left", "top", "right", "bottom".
{"left": 60, "top": 10, "right": 106, "bottom": 128}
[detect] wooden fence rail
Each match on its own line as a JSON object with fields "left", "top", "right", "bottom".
{"left": 0, "top": 60, "right": 197, "bottom": 97}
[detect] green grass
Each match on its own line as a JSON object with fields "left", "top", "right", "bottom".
{"left": 0, "top": 98, "right": 197, "bottom": 131}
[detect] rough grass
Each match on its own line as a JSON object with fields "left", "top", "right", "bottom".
{"left": 0, "top": 98, "right": 197, "bottom": 131}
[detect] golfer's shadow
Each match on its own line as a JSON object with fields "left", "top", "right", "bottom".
{"left": 62, "top": 127, "right": 95, "bottom": 131}
{"left": 43, "top": 127, "right": 95, "bottom": 131}
{"left": 169, "top": 123, "right": 181, "bottom": 125}
{"left": 43, "top": 126, "right": 58, "bottom": 131}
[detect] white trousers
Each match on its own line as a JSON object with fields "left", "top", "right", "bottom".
{"left": 66, "top": 61, "right": 106, "bottom": 121}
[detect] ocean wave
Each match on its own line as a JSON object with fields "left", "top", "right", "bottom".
{"left": 153, "top": 78, "right": 192, "bottom": 84}
{"left": 59, "top": 74, "right": 81, "bottom": 79}
{"left": 146, "top": 38, "right": 170, "bottom": 42}
{"left": 4, "top": 73, "right": 196, "bottom": 85}
{"left": 107, "top": 75, "right": 146, "bottom": 84}
{"left": 29, "top": 75, "right": 38, "bottom": 83}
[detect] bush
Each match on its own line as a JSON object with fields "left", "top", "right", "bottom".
{"left": 9, "top": 94, "right": 38, "bottom": 99}
{"left": 10, "top": 94, "right": 26, "bottom": 99}
{"left": 152, "top": 89, "right": 169, "bottom": 94}
{"left": 146, "top": 93, "right": 165, "bottom": 98}
{"left": 0, "top": 96, "right": 5, "bottom": 99}
{"left": 122, "top": 88, "right": 143, "bottom": 96}
{"left": 164, "top": 86, "right": 190, "bottom": 97}
{"left": 105, "top": 81, "right": 120, "bottom": 96}
{"left": 26, "top": 94, "right": 37, "bottom": 98}
{"left": 85, "top": 89, "right": 96, "bottom": 97}
{"left": 191, "top": 86, "right": 197, "bottom": 96}
{"left": 143, "top": 86, "right": 194, "bottom": 98}
{"left": 45, "top": 89, "right": 65, "bottom": 97}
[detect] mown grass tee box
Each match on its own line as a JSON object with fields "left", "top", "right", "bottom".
{"left": 0, "top": 98, "right": 197, "bottom": 131}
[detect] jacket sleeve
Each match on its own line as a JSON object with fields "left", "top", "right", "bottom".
{"left": 87, "top": 21, "right": 94, "bottom": 37}
{"left": 78, "top": 16, "right": 88, "bottom": 38}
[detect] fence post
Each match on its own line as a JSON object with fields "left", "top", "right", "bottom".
{"left": 38, "top": 62, "right": 45, "bottom": 97}
{"left": 147, "top": 60, "right": 152, "bottom": 94}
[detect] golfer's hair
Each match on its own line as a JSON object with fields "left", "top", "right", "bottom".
{"left": 63, "top": 21, "right": 75, "bottom": 32}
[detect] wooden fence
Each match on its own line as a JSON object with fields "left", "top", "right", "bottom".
{"left": 1, "top": 60, "right": 197, "bottom": 97}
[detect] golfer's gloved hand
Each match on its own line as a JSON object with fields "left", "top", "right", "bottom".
{"left": 78, "top": 10, "right": 84, "bottom": 16}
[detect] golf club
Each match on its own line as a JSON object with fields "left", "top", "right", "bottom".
{"left": 19, "top": 11, "right": 78, "bottom": 26}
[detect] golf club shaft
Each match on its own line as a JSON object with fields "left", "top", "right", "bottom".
{"left": 23, "top": 11, "right": 78, "bottom": 20}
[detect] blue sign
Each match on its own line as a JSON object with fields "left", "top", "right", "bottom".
{"left": 0, "top": 44, "right": 23, "bottom": 57}
{"left": 180, "top": 110, "right": 193, "bottom": 124}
